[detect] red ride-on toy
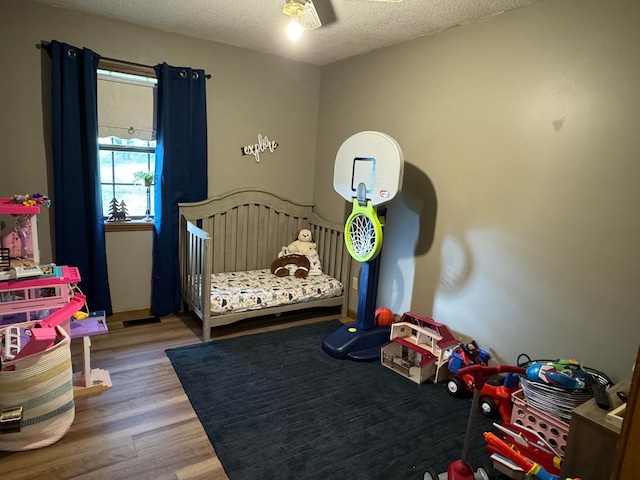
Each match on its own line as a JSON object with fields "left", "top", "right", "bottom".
{"left": 446, "top": 341, "right": 491, "bottom": 395}
{"left": 446, "top": 342, "right": 521, "bottom": 423}
{"left": 424, "top": 364, "right": 526, "bottom": 480}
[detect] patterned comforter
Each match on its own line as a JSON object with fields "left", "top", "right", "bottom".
{"left": 209, "top": 269, "right": 343, "bottom": 316}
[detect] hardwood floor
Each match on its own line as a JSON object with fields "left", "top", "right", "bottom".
{"left": 0, "top": 308, "right": 349, "bottom": 480}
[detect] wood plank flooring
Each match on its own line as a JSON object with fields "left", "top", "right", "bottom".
{"left": 1, "top": 308, "right": 349, "bottom": 480}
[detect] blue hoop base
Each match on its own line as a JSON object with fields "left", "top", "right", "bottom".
{"left": 323, "top": 217, "right": 388, "bottom": 361}
{"left": 321, "top": 324, "right": 390, "bottom": 361}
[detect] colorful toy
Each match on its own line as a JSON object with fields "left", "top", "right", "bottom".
{"left": 1, "top": 292, "right": 85, "bottom": 371}
{"left": 0, "top": 195, "right": 47, "bottom": 272}
{"left": 525, "top": 361, "right": 593, "bottom": 390}
{"left": 477, "top": 374, "right": 522, "bottom": 422}
{"left": 447, "top": 341, "right": 491, "bottom": 391}
{"left": 381, "top": 312, "right": 458, "bottom": 384}
{"left": 374, "top": 307, "right": 394, "bottom": 327}
{"left": 489, "top": 421, "right": 563, "bottom": 477}
{"left": 323, "top": 132, "right": 404, "bottom": 361}
{"left": 424, "top": 364, "right": 526, "bottom": 480}
{"left": 0, "top": 203, "right": 81, "bottom": 363}
{"left": 446, "top": 341, "right": 522, "bottom": 422}
{"left": 0, "top": 266, "right": 80, "bottom": 322}
{"left": 484, "top": 430, "right": 581, "bottom": 480}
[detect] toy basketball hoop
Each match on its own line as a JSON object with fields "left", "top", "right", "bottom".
{"left": 323, "top": 132, "right": 404, "bottom": 362}
{"left": 333, "top": 131, "right": 404, "bottom": 262}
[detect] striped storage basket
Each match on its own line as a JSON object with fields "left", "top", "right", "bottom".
{"left": 0, "top": 326, "right": 75, "bottom": 451}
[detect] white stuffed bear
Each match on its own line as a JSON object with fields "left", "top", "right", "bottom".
{"left": 287, "top": 229, "right": 317, "bottom": 257}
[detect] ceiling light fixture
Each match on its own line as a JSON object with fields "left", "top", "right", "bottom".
{"left": 283, "top": 0, "right": 306, "bottom": 18}
{"left": 282, "top": 0, "right": 321, "bottom": 41}
{"left": 286, "top": 17, "right": 303, "bottom": 41}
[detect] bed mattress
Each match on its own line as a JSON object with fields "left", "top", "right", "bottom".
{"left": 209, "top": 269, "right": 343, "bottom": 316}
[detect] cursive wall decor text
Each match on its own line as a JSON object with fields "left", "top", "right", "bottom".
{"left": 241, "top": 134, "right": 279, "bottom": 163}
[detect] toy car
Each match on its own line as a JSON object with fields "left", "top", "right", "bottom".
{"left": 446, "top": 341, "right": 522, "bottom": 422}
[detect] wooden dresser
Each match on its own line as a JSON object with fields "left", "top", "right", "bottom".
{"left": 562, "top": 379, "right": 629, "bottom": 480}
{"left": 563, "top": 344, "right": 639, "bottom": 480}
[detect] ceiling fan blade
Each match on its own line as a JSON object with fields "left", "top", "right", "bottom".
{"left": 282, "top": 0, "right": 335, "bottom": 30}
{"left": 308, "top": 0, "right": 336, "bottom": 28}
{"left": 300, "top": 0, "right": 322, "bottom": 29}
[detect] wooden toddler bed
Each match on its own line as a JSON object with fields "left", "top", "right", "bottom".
{"left": 178, "top": 189, "right": 351, "bottom": 341}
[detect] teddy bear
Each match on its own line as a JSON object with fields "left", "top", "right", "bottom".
{"left": 286, "top": 229, "right": 317, "bottom": 257}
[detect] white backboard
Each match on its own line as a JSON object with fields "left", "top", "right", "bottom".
{"left": 333, "top": 131, "right": 404, "bottom": 206}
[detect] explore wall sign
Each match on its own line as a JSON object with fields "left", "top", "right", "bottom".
{"left": 241, "top": 134, "right": 279, "bottom": 163}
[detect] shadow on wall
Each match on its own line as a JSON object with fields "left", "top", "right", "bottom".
{"left": 436, "top": 232, "right": 475, "bottom": 294}
{"left": 376, "top": 162, "right": 439, "bottom": 314}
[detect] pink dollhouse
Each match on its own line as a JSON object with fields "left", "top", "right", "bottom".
{"left": 0, "top": 195, "right": 111, "bottom": 395}
{"left": 381, "top": 312, "right": 459, "bottom": 385}
{"left": 0, "top": 195, "right": 44, "bottom": 268}
{"left": 0, "top": 193, "right": 81, "bottom": 338}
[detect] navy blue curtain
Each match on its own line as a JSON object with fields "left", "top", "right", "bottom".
{"left": 47, "top": 40, "right": 113, "bottom": 315}
{"left": 151, "top": 63, "right": 208, "bottom": 316}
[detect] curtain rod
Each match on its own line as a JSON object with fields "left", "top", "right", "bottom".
{"left": 36, "top": 42, "right": 211, "bottom": 79}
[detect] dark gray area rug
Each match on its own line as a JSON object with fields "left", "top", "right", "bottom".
{"left": 165, "top": 320, "right": 499, "bottom": 480}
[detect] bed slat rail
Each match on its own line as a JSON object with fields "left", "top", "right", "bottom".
{"left": 180, "top": 221, "right": 212, "bottom": 337}
{"left": 206, "top": 205, "right": 313, "bottom": 273}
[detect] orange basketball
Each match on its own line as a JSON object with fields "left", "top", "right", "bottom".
{"left": 375, "top": 307, "right": 394, "bottom": 327}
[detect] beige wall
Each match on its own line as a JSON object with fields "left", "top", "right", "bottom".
{"left": 1, "top": 0, "right": 320, "bottom": 311}
{"left": 3, "top": 0, "right": 639, "bottom": 380}
{"left": 314, "top": 0, "right": 640, "bottom": 381}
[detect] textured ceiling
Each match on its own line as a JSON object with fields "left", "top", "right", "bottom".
{"left": 30, "top": 0, "right": 544, "bottom": 65}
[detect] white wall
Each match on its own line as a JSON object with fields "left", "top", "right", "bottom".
{"left": 314, "top": 0, "right": 640, "bottom": 381}
{"left": 105, "top": 231, "right": 152, "bottom": 311}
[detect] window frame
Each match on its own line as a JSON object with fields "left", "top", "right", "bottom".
{"left": 97, "top": 60, "right": 157, "bottom": 231}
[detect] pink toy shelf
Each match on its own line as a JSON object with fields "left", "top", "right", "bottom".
{"left": 0, "top": 198, "right": 41, "bottom": 215}
{"left": 8, "top": 294, "right": 86, "bottom": 362}
{"left": 1, "top": 265, "right": 83, "bottom": 365}
{"left": 0, "top": 266, "right": 81, "bottom": 322}
{"left": 0, "top": 197, "right": 42, "bottom": 266}
{"left": 1, "top": 267, "right": 113, "bottom": 395}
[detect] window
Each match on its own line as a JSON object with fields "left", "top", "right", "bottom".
{"left": 97, "top": 67, "right": 157, "bottom": 222}
{"left": 98, "top": 136, "right": 156, "bottom": 219}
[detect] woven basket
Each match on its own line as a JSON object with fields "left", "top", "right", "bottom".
{"left": 518, "top": 362, "right": 612, "bottom": 423}
{"left": 0, "top": 326, "right": 75, "bottom": 451}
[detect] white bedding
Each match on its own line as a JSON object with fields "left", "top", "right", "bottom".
{"left": 209, "top": 269, "right": 343, "bottom": 316}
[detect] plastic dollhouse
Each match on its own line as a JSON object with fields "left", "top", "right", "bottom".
{"left": 0, "top": 196, "right": 111, "bottom": 395}
{"left": 0, "top": 198, "right": 40, "bottom": 266}
{"left": 380, "top": 312, "right": 459, "bottom": 385}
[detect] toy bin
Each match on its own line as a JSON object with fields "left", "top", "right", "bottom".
{"left": 510, "top": 389, "right": 570, "bottom": 455}
{"left": 0, "top": 325, "right": 75, "bottom": 451}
